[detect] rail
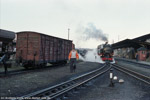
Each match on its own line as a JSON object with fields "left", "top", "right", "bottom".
{"left": 112, "top": 64, "right": 150, "bottom": 85}
{"left": 15, "top": 64, "right": 110, "bottom": 100}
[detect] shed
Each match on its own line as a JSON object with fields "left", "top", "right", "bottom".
{"left": 137, "top": 47, "right": 147, "bottom": 61}
{"left": 0, "top": 29, "right": 16, "bottom": 52}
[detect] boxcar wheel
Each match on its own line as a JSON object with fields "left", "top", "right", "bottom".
{"left": 24, "top": 65, "right": 29, "bottom": 69}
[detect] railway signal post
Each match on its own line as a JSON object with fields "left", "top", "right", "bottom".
{"left": 109, "top": 68, "right": 114, "bottom": 87}
{"left": 108, "top": 64, "right": 124, "bottom": 87}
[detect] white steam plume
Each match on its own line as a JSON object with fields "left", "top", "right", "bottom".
{"left": 79, "top": 49, "right": 104, "bottom": 63}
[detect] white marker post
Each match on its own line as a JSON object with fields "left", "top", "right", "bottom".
{"left": 109, "top": 68, "right": 114, "bottom": 87}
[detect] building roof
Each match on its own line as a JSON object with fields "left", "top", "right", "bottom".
{"left": 137, "top": 47, "right": 147, "bottom": 51}
{"left": 133, "top": 34, "right": 150, "bottom": 42}
{"left": 17, "top": 31, "right": 72, "bottom": 42}
{"left": 112, "top": 39, "right": 141, "bottom": 49}
{"left": 112, "top": 33, "right": 150, "bottom": 49}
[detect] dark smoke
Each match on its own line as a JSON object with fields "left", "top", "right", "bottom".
{"left": 78, "top": 23, "right": 108, "bottom": 41}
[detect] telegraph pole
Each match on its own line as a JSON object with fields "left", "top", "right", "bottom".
{"left": 68, "top": 28, "right": 70, "bottom": 40}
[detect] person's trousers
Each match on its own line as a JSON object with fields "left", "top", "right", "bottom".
{"left": 70, "top": 58, "right": 76, "bottom": 73}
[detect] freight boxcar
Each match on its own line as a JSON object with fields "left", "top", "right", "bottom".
{"left": 16, "top": 31, "right": 73, "bottom": 69}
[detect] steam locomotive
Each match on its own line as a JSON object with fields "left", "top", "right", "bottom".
{"left": 97, "top": 42, "right": 114, "bottom": 62}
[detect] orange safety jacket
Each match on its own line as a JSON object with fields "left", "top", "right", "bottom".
{"left": 68, "top": 50, "right": 79, "bottom": 60}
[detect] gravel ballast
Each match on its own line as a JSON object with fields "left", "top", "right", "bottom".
{"left": 0, "top": 62, "right": 102, "bottom": 97}
{"left": 116, "top": 60, "right": 150, "bottom": 77}
{"left": 69, "top": 68, "right": 150, "bottom": 100}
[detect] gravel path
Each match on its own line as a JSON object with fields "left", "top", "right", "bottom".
{"left": 69, "top": 68, "right": 150, "bottom": 100}
{"left": 0, "top": 62, "right": 102, "bottom": 97}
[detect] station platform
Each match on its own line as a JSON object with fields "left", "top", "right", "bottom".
{"left": 114, "top": 57, "right": 150, "bottom": 66}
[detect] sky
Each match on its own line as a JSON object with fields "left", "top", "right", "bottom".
{"left": 1, "top": 0, "right": 150, "bottom": 48}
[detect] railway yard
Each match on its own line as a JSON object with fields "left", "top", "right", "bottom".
{"left": 0, "top": 58, "right": 150, "bottom": 100}
{"left": 0, "top": 31, "right": 150, "bottom": 99}
{"left": 1, "top": 1, "right": 150, "bottom": 100}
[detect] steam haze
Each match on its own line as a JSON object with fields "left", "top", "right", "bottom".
{"left": 78, "top": 49, "right": 104, "bottom": 63}
{"left": 78, "top": 49, "right": 115, "bottom": 64}
{"left": 1, "top": 0, "right": 150, "bottom": 48}
{"left": 75, "top": 23, "right": 108, "bottom": 48}
{"left": 77, "top": 23, "right": 108, "bottom": 42}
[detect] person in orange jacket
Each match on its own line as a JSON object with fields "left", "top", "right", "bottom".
{"left": 68, "top": 48, "right": 79, "bottom": 73}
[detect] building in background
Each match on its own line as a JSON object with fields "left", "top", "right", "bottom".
{"left": 112, "top": 34, "right": 150, "bottom": 62}
{"left": 0, "top": 29, "right": 16, "bottom": 54}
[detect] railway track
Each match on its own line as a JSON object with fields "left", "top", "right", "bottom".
{"left": 112, "top": 64, "right": 150, "bottom": 85}
{"left": 0, "top": 62, "right": 84, "bottom": 78}
{"left": 13, "top": 64, "right": 110, "bottom": 100}
{"left": 0, "top": 69, "right": 28, "bottom": 77}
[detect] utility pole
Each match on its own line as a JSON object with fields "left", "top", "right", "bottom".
{"left": 68, "top": 28, "right": 70, "bottom": 40}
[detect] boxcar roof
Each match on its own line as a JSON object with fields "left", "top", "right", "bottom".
{"left": 17, "top": 31, "right": 73, "bottom": 42}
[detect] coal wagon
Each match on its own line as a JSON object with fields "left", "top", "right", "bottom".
{"left": 16, "top": 31, "right": 73, "bottom": 68}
